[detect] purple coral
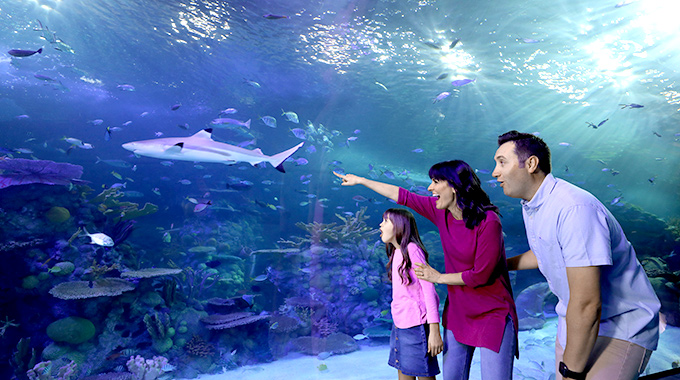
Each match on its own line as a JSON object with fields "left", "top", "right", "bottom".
{"left": 0, "top": 158, "right": 84, "bottom": 189}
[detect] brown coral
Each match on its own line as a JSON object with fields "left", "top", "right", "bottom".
{"left": 200, "top": 312, "right": 270, "bottom": 330}
{"left": 121, "top": 268, "right": 182, "bottom": 278}
{"left": 49, "top": 278, "right": 135, "bottom": 300}
{"left": 184, "top": 335, "right": 215, "bottom": 357}
{"left": 279, "top": 207, "right": 378, "bottom": 248}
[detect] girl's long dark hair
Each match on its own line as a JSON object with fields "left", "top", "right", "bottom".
{"left": 428, "top": 160, "right": 500, "bottom": 229}
{"left": 383, "top": 208, "right": 430, "bottom": 285}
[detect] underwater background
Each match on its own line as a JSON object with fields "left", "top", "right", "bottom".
{"left": 1, "top": 0, "right": 679, "bottom": 379}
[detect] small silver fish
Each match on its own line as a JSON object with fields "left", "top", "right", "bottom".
{"left": 82, "top": 228, "right": 114, "bottom": 247}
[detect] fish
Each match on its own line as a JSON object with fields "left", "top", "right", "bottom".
{"left": 178, "top": 179, "right": 192, "bottom": 185}
{"left": 117, "top": 84, "right": 136, "bottom": 91}
{"left": 353, "top": 334, "right": 368, "bottom": 340}
{"left": 170, "top": 103, "right": 181, "bottom": 111}
{"left": 374, "top": 81, "right": 388, "bottom": 91}
{"left": 205, "top": 259, "right": 221, "bottom": 268}
{"left": 263, "top": 14, "right": 289, "bottom": 19}
{"left": 433, "top": 91, "right": 451, "bottom": 103}
{"left": 436, "top": 73, "right": 449, "bottom": 80}
{"left": 449, "top": 38, "right": 461, "bottom": 49}
{"left": 219, "top": 108, "right": 237, "bottom": 115}
{"left": 82, "top": 227, "right": 114, "bottom": 247}
{"left": 558, "top": 142, "right": 571, "bottom": 146}
{"left": 611, "top": 195, "right": 623, "bottom": 205}
{"left": 260, "top": 116, "right": 277, "bottom": 128}
{"left": 111, "top": 171, "right": 123, "bottom": 180}
{"left": 451, "top": 78, "right": 475, "bottom": 87}
{"left": 290, "top": 128, "right": 307, "bottom": 139}
{"left": 105, "top": 127, "right": 112, "bottom": 141}
{"left": 520, "top": 38, "right": 540, "bottom": 43}
{"left": 423, "top": 41, "right": 441, "bottom": 49}
{"left": 194, "top": 201, "right": 212, "bottom": 213}
{"left": 178, "top": 123, "right": 189, "bottom": 130}
{"left": 34, "top": 73, "right": 57, "bottom": 82}
{"left": 244, "top": 79, "right": 261, "bottom": 88}
{"left": 619, "top": 103, "right": 644, "bottom": 109}
{"left": 211, "top": 118, "right": 251, "bottom": 129}
{"left": 89, "top": 119, "right": 104, "bottom": 126}
{"left": 122, "top": 128, "right": 304, "bottom": 173}
{"left": 653, "top": 131, "right": 662, "bottom": 137}
{"left": 8, "top": 48, "right": 43, "bottom": 57}
{"left": 282, "top": 111, "right": 299, "bottom": 123}
{"left": 96, "top": 157, "right": 132, "bottom": 168}
{"left": 597, "top": 119, "right": 609, "bottom": 127}
{"left": 615, "top": 0, "right": 634, "bottom": 7}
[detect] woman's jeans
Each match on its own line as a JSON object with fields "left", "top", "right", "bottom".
{"left": 442, "top": 317, "right": 516, "bottom": 380}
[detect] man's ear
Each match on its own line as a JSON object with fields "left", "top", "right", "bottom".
{"left": 525, "top": 156, "right": 540, "bottom": 174}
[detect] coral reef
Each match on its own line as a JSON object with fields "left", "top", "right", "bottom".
{"left": 278, "top": 207, "right": 378, "bottom": 248}
{"left": 292, "top": 333, "right": 358, "bottom": 356}
{"left": 200, "top": 312, "right": 270, "bottom": 330}
{"left": 125, "top": 355, "right": 168, "bottom": 380}
{"left": 26, "top": 360, "right": 77, "bottom": 380}
{"left": 0, "top": 158, "right": 84, "bottom": 189}
{"left": 49, "top": 278, "right": 135, "bottom": 300}
{"left": 121, "top": 268, "right": 182, "bottom": 279}
{"left": 184, "top": 335, "right": 215, "bottom": 357}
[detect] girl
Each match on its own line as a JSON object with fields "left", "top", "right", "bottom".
{"left": 335, "top": 160, "right": 518, "bottom": 380}
{"left": 381, "top": 208, "right": 443, "bottom": 380}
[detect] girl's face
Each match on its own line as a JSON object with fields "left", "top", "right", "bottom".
{"left": 380, "top": 217, "right": 398, "bottom": 247}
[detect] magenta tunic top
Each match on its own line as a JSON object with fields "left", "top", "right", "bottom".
{"left": 399, "top": 187, "right": 518, "bottom": 354}
{"left": 391, "top": 242, "right": 441, "bottom": 329}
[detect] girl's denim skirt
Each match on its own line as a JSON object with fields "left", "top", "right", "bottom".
{"left": 388, "top": 323, "right": 440, "bottom": 377}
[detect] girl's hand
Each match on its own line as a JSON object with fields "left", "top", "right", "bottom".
{"left": 414, "top": 262, "right": 441, "bottom": 284}
{"left": 333, "top": 171, "right": 363, "bottom": 186}
{"left": 428, "top": 327, "right": 444, "bottom": 356}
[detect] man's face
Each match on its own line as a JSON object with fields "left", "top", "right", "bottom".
{"left": 492, "top": 141, "right": 533, "bottom": 200}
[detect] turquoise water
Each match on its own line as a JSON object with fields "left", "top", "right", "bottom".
{"left": 1, "top": 0, "right": 678, "bottom": 379}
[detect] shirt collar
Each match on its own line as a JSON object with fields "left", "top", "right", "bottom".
{"left": 521, "top": 173, "right": 557, "bottom": 211}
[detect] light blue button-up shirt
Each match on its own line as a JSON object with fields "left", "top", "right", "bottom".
{"left": 521, "top": 174, "right": 660, "bottom": 350}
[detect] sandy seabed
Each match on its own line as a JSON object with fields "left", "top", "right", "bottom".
{"left": 181, "top": 319, "right": 679, "bottom": 380}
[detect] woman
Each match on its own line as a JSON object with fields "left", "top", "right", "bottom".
{"left": 334, "top": 160, "right": 518, "bottom": 380}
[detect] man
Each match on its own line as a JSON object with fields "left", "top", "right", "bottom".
{"left": 492, "top": 130, "right": 660, "bottom": 380}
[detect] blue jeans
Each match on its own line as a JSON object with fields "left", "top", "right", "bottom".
{"left": 442, "top": 317, "right": 516, "bottom": 380}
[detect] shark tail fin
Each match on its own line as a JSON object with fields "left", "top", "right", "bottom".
{"left": 269, "top": 142, "right": 304, "bottom": 173}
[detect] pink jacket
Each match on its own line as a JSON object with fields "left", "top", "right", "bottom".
{"left": 391, "top": 242, "right": 441, "bottom": 329}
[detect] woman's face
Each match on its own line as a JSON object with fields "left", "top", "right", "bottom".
{"left": 427, "top": 178, "right": 456, "bottom": 210}
{"left": 379, "top": 217, "right": 397, "bottom": 247}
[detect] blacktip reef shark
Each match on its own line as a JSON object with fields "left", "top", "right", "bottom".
{"left": 122, "top": 128, "right": 304, "bottom": 173}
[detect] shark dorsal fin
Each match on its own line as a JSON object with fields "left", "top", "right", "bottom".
{"left": 253, "top": 148, "right": 263, "bottom": 154}
{"left": 191, "top": 129, "right": 214, "bottom": 140}
{"left": 165, "top": 142, "right": 184, "bottom": 154}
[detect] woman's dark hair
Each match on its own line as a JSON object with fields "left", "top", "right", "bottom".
{"left": 497, "top": 130, "right": 551, "bottom": 174}
{"left": 428, "top": 160, "right": 499, "bottom": 229}
{"left": 383, "top": 208, "right": 430, "bottom": 285}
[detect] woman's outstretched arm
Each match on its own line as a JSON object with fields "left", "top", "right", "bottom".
{"left": 333, "top": 171, "right": 399, "bottom": 201}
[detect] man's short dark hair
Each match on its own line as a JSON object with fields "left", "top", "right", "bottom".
{"left": 498, "top": 130, "right": 551, "bottom": 174}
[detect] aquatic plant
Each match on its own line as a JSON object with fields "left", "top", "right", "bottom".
{"left": 184, "top": 335, "right": 215, "bottom": 357}
{"left": 125, "top": 355, "right": 168, "bottom": 380}
{"left": 0, "top": 316, "right": 19, "bottom": 338}
{"left": 278, "top": 207, "right": 378, "bottom": 248}
{"left": 49, "top": 278, "right": 135, "bottom": 300}
{"left": 174, "top": 267, "right": 220, "bottom": 302}
{"left": 143, "top": 312, "right": 173, "bottom": 353}
{"left": 84, "top": 260, "right": 119, "bottom": 281}
{"left": 0, "top": 238, "right": 47, "bottom": 253}
{"left": 90, "top": 188, "right": 158, "bottom": 221}
{"left": 0, "top": 158, "right": 84, "bottom": 189}
{"left": 11, "top": 337, "right": 38, "bottom": 380}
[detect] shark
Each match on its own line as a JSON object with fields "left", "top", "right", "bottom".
{"left": 122, "top": 128, "right": 304, "bottom": 173}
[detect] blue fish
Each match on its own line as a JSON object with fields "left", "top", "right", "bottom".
{"left": 619, "top": 103, "right": 644, "bottom": 109}
{"left": 8, "top": 48, "right": 42, "bottom": 57}
{"left": 263, "top": 14, "right": 288, "bottom": 19}
{"left": 451, "top": 78, "right": 475, "bottom": 87}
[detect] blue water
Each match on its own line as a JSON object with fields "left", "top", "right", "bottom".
{"left": 1, "top": 0, "right": 679, "bottom": 378}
